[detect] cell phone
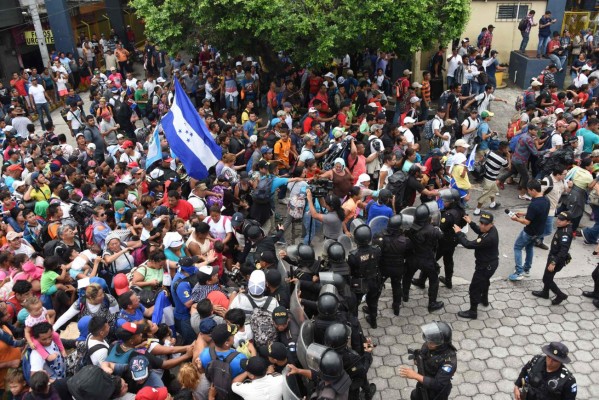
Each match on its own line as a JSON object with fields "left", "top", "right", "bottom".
{"left": 505, "top": 209, "right": 516, "bottom": 218}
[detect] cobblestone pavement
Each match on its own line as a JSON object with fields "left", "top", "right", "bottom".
{"left": 363, "top": 276, "right": 599, "bottom": 400}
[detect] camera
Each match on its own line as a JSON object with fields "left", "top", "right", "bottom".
{"left": 309, "top": 179, "right": 333, "bottom": 197}
{"left": 70, "top": 202, "right": 95, "bottom": 225}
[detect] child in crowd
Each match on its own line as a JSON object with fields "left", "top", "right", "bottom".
{"left": 6, "top": 368, "right": 29, "bottom": 400}
{"left": 0, "top": 310, "right": 25, "bottom": 347}
{"left": 23, "top": 297, "right": 66, "bottom": 360}
{"left": 177, "top": 362, "right": 210, "bottom": 400}
{"left": 66, "top": 244, "right": 102, "bottom": 280}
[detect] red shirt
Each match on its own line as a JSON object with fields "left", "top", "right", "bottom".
{"left": 171, "top": 199, "right": 195, "bottom": 221}
{"left": 309, "top": 76, "right": 323, "bottom": 95}
{"left": 303, "top": 116, "right": 315, "bottom": 134}
{"left": 10, "top": 79, "right": 27, "bottom": 96}
{"left": 547, "top": 39, "right": 561, "bottom": 54}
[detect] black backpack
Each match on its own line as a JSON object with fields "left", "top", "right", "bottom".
{"left": 75, "top": 336, "right": 109, "bottom": 373}
{"left": 252, "top": 176, "right": 274, "bottom": 205}
{"left": 205, "top": 347, "right": 240, "bottom": 400}
{"left": 385, "top": 171, "right": 408, "bottom": 204}
{"left": 518, "top": 17, "right": 528, "bottom": 31}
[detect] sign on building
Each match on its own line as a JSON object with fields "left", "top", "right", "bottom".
{"left": 24, "top": 30, "right": 54, "bottom": 45}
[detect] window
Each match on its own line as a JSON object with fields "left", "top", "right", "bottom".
{"left": 496, "top": 3, "right": 529, "bottom": 21}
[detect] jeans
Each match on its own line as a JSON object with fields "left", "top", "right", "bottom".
{"left": 174, "top": 317, "right": 196, "bottom": 345}
{"left": 538, "top": 215, "right": 555, "bottom": 243}
{"left": 514, "top": 230, "right": 537, "bottom": 274}
{"left": 537, "top": 36, "right": 551, "bottom": 56}
{"left": 158, "top": 67, "right": 167, "bottom": 80}
{"left": 225, "top": 94, "right": 239, "bottom": 111}
{"left": 519, "top": 33, "right": 530, "bottom": 53}
{"left": 582, "top": 204, "right": 599, "bottom": 243}
{"left": 392, "top": 100, "right": 402, "bottom": 125}
{"left": 35, "top": 102, "right": 53, "bottom": 130}
{"left": 302, "top": 210, "right": 322, "bottom": 245}
{"left": 547, "top": 54, "right": 567, "bottom": 70}
{"left": 447, "top": 76, "right": 455, "bottom": 88}
{"left": 470, "top": 80, "right": 482, "bottom": 95}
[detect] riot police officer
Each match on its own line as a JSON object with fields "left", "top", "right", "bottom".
{"left": 514, "top": 342, "right": 577, "bottom": 400}
{"left": 324, "top": 323, "right": 376, "bottom": 400}
{"left": 372, "top": 214, "right": 413, "bottom": 319}
{"left": 313, "top": 285, "right": 346, "bottom": 345}
{"left": 287, "top": 344, "right": 352, "bottom": 399}
{"left": 412, "top": 189, "right": 465, "bottom": 289}
{"left": 347, "top": 225, "right": 381, "bottom": 327}
{"left": 326, "top": 242, "right": 351, "bottom": 281}
{"left": 453, "top": 212, "right": 499, "bottom": 319}
{"left": 404, "top": 202, "right": 444, "bottom": 312}
{"left": 399, "top": 321, "right": 457, "bottom": 400}
{"left": 287, "top": 244, "right": 321, "bottom": 305}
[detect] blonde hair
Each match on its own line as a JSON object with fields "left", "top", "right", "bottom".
{"left": 5, "top": 368, "right": 26, "bottom": 385}
{"left": 22, "top": 296, "right": 41, "bottom": 311}
{"left": 85, "top": 283, "right": 103, "bottom": 300}
{"left": 177, "top": 363, "right": 201, "bottom": 390}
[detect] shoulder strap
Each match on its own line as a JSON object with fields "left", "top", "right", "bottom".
{"left": 262, "top": 296, "right": 273, "bottom": 310}
{"left": 209, "top": 346, "right": 218, "bottom": 361}
{"left": 224, "top": 351, "right": 239, "bottom": 364}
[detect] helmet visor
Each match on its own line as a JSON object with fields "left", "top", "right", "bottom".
{"left": 421, "top": 322, "right": 444, "bottom": 346}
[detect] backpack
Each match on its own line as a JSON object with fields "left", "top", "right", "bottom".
{"left": 84, "top": 221, "right": 98, "bottom": 247}
{"left": 471, "top": 152, "right": 489, "bottom": 182}
{"left": 246, "top": 295, "right": 277, "bottom": 347}
{"left": 252, "top": 176, "right": 274, "bottom": 205}
{"left": 288, "top": 183, "right": 306, "bottom": 220}
{"left": 21, "top": 347, "right": 34, "bottom": 385}
{"left": 509, "top": 133, "right": 523, "bottom": 153}
{"left": 205, "top": 347, "right": 240, "bottom": 400}
{"left": 423, "top": 119, "right": 436, "bottom": 140}
{"left": 76, "top": 338, "right": 108, "bottom": 373}
{"left": 543, "top": 174, "right": 554, "bottom": 195}
{"left": 438, "top": 90, "right": 451, "bottom": 109}
{"left": 518, "top": 17, "right": 528, "bottom": 31}
{"left": 476, "top": 71, "right": 489, "bottom": 84}
{"left": 515, "top": 90, "right": 534, "bottom": 112}
{"left": 385, "top": 171, "right": 408, "bottom": 206}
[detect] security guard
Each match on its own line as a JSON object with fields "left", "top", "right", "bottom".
{"left": 413, "top": 189, "right": 465, "bottom": 289}
{"left": 347, "top": 225, "right": 381, "bottom": 327}
{"left": 399, "top": 321, "right": 457, "bottom": 400}
{"left": 324, "top": 323, "right": 376, "bottom": 400}
{"left": 532, "top": 211, "right": 573, "bottom": 305}
{"left": 372, "top": 215, "right": 413, "bottom": 318}
{"left": 514, "top": 342, "right": 577, "bottom": 400}
{"left": 453, "top": 212, "right": 499, "bottom": 319}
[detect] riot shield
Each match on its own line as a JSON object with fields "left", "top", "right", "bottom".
{"left": 282, "top": 367, "right": 302, "bottom": 400}
{"left": 350, "top": 218, "right": 366, "bottom": 235}
{"left": 401, "top": 206, "right": 417, "bottom": 219}
{"left": 296, "top": 320, "right": 314, "bottom": 369}
{"left": 290, "top": 284, "right": 307, "bottom": 324}
{"left": 423, "top": 200, "right": 441, "bottom": 226}
{"left": 322, "top": 239, "right": 336, "bottom": 255}
{"left": 368, "top": 215, "right": 389, "bottom": 236}
{"left": 277, "top": 260, "right": 289, "bottom": 283}
{"left": 305, "top": 343, "right": 329, "bottom": 373}
{"left": 337, "top": 234, "right": 353, "bottom": 254}
{"left": 318, "top": 272, "right": 344, "bottom": 287}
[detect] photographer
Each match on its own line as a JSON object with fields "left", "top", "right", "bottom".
{"left": 306, "top": 190, "right": 345, "bottom": 240}
{"left": 318, "top": 158, "right": 353, "bottom": 198}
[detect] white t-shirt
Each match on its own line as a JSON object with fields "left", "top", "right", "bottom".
{"left": 28, "top": 85, "right": 47, "bottom": 104}
{"left": 399, "top": 127, "right": 414, "bottom": 145}
{"left": 188, "top": 194, "right": 208, "bottom": 217}
{"left": 231, "top": 374, "right": 285, "bottom": 400}
{"left": 381, "top": 164, "right": 394, "bottom": 186}
{"left": 143, "top": 80, "right": 157, "bottom": 97}
{"left": 126, "top": 78, "right": 138, "bottom": 87}
{"left": 140, "top": 217, "right": 162, "bottom": 241}
{"left": 205, "top": 215, "right": 233, "bottom": 241}
{"left": 447, "top": 55, "right": 462, "bottom": 78}
{"left": 120, "top": 151, "right": 141, "bottom": 164}
{"left": 431, "top": 116, "right": 443, "bottom": 135}
{"left": 475, "top": 92, "right": 495, "bottom": 114}
{"left": 30, "top": 343, "right": 65, "bottom": 380}
{"left": 67, "top": 108, "right": 83, "bottom": 130}
{"left": 87, "top": 338, "right": 109, "bottom": 366}
{"left": 574, "top": 73, "right": 589, "bottom": 88}
{"left": 229, "top": 294, "right": 279, "bottom": 314}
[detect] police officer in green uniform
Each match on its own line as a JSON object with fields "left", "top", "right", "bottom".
{"left": 532, "top": 211, "right": 573, "bottom": 305}
{"left": 514, "top": 342, "right": 577, "bottom": 400}
{"left": 452, "top": 212, "right": 499, "bottom": 319}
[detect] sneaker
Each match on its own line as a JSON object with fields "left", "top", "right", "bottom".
{"left": 489, "top": 202, "right": 501, "bottom": 210}
{"left": 509, "top": 273, "right": 524, "bottom": 281}
{"left": 518, "top": 194, "right": 532, "bottom": 201}
{"left": 473, "top": 208, "right": 481, "bottom": 216}
{"left": 523, "top": 270, "right": 531, "bottom": 277}
{"left": 581, "top": 229, "right": 592, "bottom": 245}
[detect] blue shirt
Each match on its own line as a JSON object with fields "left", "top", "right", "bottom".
{"left": 477, "top": 122, "right": 491, "bottom": 151}
{"left": 171, "top": 271, "right": 194, "bottom": 319}
{"left": 539, "top": 16, "right": 552, "bottom": 37}
{"left": 577, "top": 128, "right": 599, "bottom": 153}
{"left": 243, "top": 121, "right": 256, "bottom": 136}
{"left": 366, "top": 202, "right": 393, "bottom": 224}
{"left": 118, "top": 305, "right": 146, "bottom": 323}
{"left": 199, "top": 348, "right": 247, "bottom": 378}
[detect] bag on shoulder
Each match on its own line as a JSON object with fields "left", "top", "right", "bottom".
{"left": 438, "top": 90, "right": 451, "bottom": 109}
{"left": 288, "top": 185, "right": 306, "bottom": 220}
{"left": 246, "top": 296, "right": 277, "bottom": 347}
{"left": 518, "top": 17, "right": 528, "bottom": 31}
{"left": 423, "top": 119, "right": 435, "bottom": 140}
{"left": 252, "top": 176, "right": 274, "bottom": 205}
{"left": 205, "top": 347, "right": 240, "bottom": 400}
{"left": 476, "top": 71, "right": 489, "bottom": 84}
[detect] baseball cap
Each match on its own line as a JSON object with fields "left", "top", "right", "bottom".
{"left": 272, "top": 306, "right": 289, "bottom": 325}
{"left": 257, "top": 160, "right": 269, "bottom": 170}
{"left": 479, "top": 212, "right": 494, "bottom": 224}
{"left": 376, "top": 112, "right": 386, "bottom": 120}
{"left": 115, "top": 321, "right": 145, "bottom": 341}
{"left": 412, "top": 82, "right": 423, "bottom": 89}
{"left": 135, "top": 386, "right": 168, "bottom": 400}
{"left": 409, "top": 96, "right": 421, "bottom": 104}
{"left": 260, "top": 146, "right": 273, "bottom": 155}
{"left": 249, "top": 135, "right": 258, "bottom": 144}
{"left": 87, "top": 143, "right": 96, "bottom": 150}
{"left": 6, "top": 231, "right": 22, "bottom": 241}
{"left": 129, "top": 354, "right": 150, "bottom": 382}
{"left": 235, "top": 61, "right": 242, "bottom": 66}
{"left": 332, "top": 127, "right": 345, "bottom": 138}
{"left": 248, "top": 270, "right": 266, "bottom": 296}
{"left": 30, "top": 171, "right": 41, "bottom": 181}
{"left": 121, "top": 140, "right": 134, "bottom": 150}
{"left": 531, "top": 80, "right": 542, "bottom": 87}
{"left": 555, "top": 108, "right": 564, "bottom": 114}
{"left": 259, "top": 250, "right": 277, "bottom": 264}
{"left": 211, "top": 323, "right": 237, "bottom": 347}
{"left": 6, "top": 164, "right": 23, "bottom": 172}
{"left": 481, "top": 111, "right": 494, "bottom": 118}
{"left": 241, "top": 356, "right": 269, "bottom": 377}
{"left": 199, "top": 318, "right": 218, "bottom": 334}
{"left": 267, "top": 342, "right": 288, "bottom": 361}
{"left": 454, "top": 139, "right": 470, "bottom": 148}
{"left": 403, "top": 69, "right": 412, "bottom": 76}
{"left": 12, "top": 180, "right": 26, "bottom": 190}
{"left": 592, "top": 149, "right": 599, "bottom": 157}
{"left": 113, "top": 273, "right": 130, "bottom": 296}
{"left": 308, "top": 107, "right": 317, "bottom": 113}
{"left": 557, "top": 211, "right": 572, "bottom": 221}
{"left": 403, "top": 116, "right": 416, "bottom": 124}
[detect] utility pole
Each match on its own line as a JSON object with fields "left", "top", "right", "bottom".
{"left": 20, "top": 0, "right": 51, "bottom": 67}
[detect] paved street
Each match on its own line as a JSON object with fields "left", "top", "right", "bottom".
{"left": 364, "top": 276, "right": 599, "bottom": 400}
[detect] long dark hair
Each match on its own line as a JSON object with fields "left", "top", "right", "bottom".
{"left": 326, "top": 194, "right": 345, "bottom": 221}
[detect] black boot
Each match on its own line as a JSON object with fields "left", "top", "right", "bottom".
{"left": 481, "top": 293, "right": 489, "bottom": 307}
{"left": 412, "top": 279, "right": 425, "bottom": 289}
{"left": 392, "top": 303, "right": 400, "bottom": 316}
{"left": 532, "top": 290, "right": 550, "bottom": 299}
{"left": 366, "top": 313, "right": 377, "bottom": 329}
{"left": 428, "top": 301, "right": 444, "bottom": 312}
{"left": 552, "top": 293, "right": 568, "bottom": 305}
{"left": 439, "top": 276, "right": 453, "bottom": 289}
{"left": 582, "top": 290, "right": 599, "bottom": 299}
{"left": 363, "top": 383, "right": 377, "bottom": 400}
{"left": 593, "top": 299, "right": 599, "bottom": 309}
{"left": 458, "top": 309, "right": 478, "bottom": 319}
{"left": 362, "top": 305, "right": 370, "bottom": 314}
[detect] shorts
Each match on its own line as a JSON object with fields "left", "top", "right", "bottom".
{"left": 58, "top": 89, "right": 68, "bottom": 97}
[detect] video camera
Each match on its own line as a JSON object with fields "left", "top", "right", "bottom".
{"left": 69, "top": 202, "right": 95, "bottom": 225}
{"left": 309, "top": 179, "right": 333, "bottom": 197}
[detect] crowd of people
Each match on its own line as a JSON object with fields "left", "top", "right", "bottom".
{"left": 0, "top": 13, "right": 595, "bottom": 400}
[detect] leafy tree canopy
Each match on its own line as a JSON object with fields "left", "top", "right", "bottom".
{"left": 131, "top": 0, "right": 470, "bottom": 67}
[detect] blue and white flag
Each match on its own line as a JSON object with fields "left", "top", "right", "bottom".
{"left": 466, "top": 144, "right": 478, "bottom": 171}
{"left": 145, "top": 123, "right": 163, "bottom": 168}
{"left": 161, "top": 79, "right": 222, "bottom": 179}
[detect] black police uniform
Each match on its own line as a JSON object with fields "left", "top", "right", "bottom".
{"left": 347, "top": 244, "right": 381, "bottom": 317}
{"left": 337, "top": 348, "right": 374, "bottom": 400}
{"left": 582, "top": 262, "right": 599, "bottom": 308}
{"left": 404, "top": 223, "right": 443, "bottom": 309}
{"left": 411, "top": 343, "right": 458, "bottom": 400}
{"left": 310, "top": 370, "right": 352, "bottom": 400}
{"left": 515, "top": 355, "right": 577, "bottom": 400}
{"left": 276, "top": 315, "right": 300, "bottom": 365}
{"left": 373, "top": 230, "right": 412, "bottom": 314}
{"left": 456, "top": 216, "right": 499, "bottom": 313}
{"left": 537, "top": 224, "right": 573, "bottom": 302}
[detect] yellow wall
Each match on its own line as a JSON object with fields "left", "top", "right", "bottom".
{"left": 462, "top": 1, "right": 548, "bottom": 61}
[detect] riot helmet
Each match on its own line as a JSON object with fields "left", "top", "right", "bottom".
{"left": 317, "top": 285, "right": 339, "bottom": 317}
{"left": 439, "top": 188, "right": 461, "bottom": 204}
{"left": 353, "top": 225, "right": 372, "bottom": 246}
{"left": 387, "top": 214, "right": 403, "bottom": 233}
{"left": 297, "top": 244, "right": 315, "bottom": 265}
{"left": 327, "top": 242, "right": 346, "bottom": 263}
{"left": 421, "top": 321, "right": 452, "bottom": 346}
{"left": 324, "top": 323, "right": 351, "bottom": 350}
{"left": 306, "top": 343, "right": 343, "bottom": 380}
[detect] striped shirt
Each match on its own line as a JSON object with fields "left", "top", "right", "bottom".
{"left": 483, "top": 150, "right": 508, "bottom": 181}
{"left": 421, "top": 80, "right": 431, "bottom": 103}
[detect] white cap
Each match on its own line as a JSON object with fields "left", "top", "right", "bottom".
{"left": 87, "top": 143, "right": 96, "bottom": 150}
{"left": 324, "top": 72, "right": 335, "bottom": 79}
{"left": 156, "top": 77, "right": 166, "bottom": 83}
{"left": 454, "top": 139, "right": 470, "bottom": 149}
{"left": 582, "top": 64, "right": 592, "bottom": 71}
{"left": 357, "top": 173, "right": 370, "bottom": 184}
{"left": 403, "top": 117, "right": 416, "bottom": 124}
{"left": 235, "top": 61, "right": 242, "bottom": 66}
{"left": 555, "top": 108, "right": 564, "bottom": 114}
{"left": 248, "top": 270, "right": 266, "bottom": 296}
{"left": 308, "top": 107, "right": 317, "bottom": 113}
{"left": 249, "top": 135, "right": 258, "bottom": 144}
{"left": 410, "top": 96, "right": 421, "bottom": 104}
{"left": 452, "top": 152, "right": 468, "bottom": 165}
{"left": 338, "top": 76, "right": 346, "bottom": 85}
{"left": 368, "top": 102, "right": 378, "bottom": 108}
{"left": 531, "top": 79, "right": 542, "bottom": 87}
{"left": 412, "top": 82, "right": 423, "bottom": 89}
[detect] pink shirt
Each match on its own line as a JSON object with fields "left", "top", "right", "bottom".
{"left": 348, "top": 154, "right": 366, "bottom": 184}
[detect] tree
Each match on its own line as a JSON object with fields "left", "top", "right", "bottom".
{"left": 131, "top": 0, "right": 470, "bottom": 67}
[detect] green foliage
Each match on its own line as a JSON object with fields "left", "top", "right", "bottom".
{"left": 131, "top": 0, "right": 470, "bottom": 66}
